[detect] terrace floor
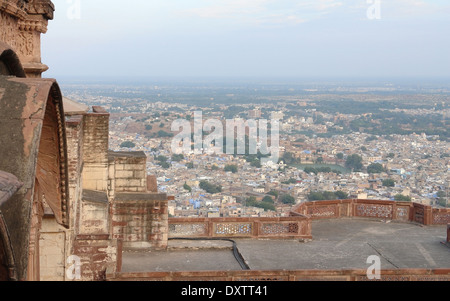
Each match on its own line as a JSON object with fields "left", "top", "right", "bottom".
{"left": 121, "top": 218, "right": 450, "bottom": 273}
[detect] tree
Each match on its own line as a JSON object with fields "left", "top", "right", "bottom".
{"left": 436, "top": 190, "right": 446, "bottom": 199}
{"left": 171, "top": 154, "right": 184, "bottom": 162}
{"left": 199, "top": 181, "right": 222, "bottom": 194}
{"left": 367, "top": 163, "right": 385, "bottom": 174}
{"left": 211, "top": 165, "right": 219, "bottom": 171}
{"left": 120, "top": 141, "right": 135, "bottom": 148}
{"left": 250, "top": 160, "right": 262, "bottom": 168}
{"left": 259, "top": 202, "right": 276, "bottom": 211}
{"left": 307, "top": 192, "right": 326, "bottom": 201}
{"left": 186, "top": 162, "right": 194, "bottom": 169}
{"left": 304, "top": 166, "right": 318, "bottom": 175}
{"left": 156, "top": 155, "right": 168, "bottom": 162}
{"left": 436, "top": 190, "right": 448, "bottom": 207}
{"left": 336, "top": 153, "right": 344, "bottom": 160}
{"left": 280, "top": 194, "right": 296, "bottom": 205}
{"left": 345, "top": 154, "right": 363, "bottom": 171}
{"left": 307, "top": 191, "right": 348, "bottom": 201}
{"left": 145, "top": 124, "right": 153, "bottom": 131}
{"left": 157, "top": 130, "right": 174, "bottom": 138}
{"left": 262, "top": 196, "right": 275, "bottom": 204}
{"left": 382, "top": 179, "right": 396, "bottom": 187}
{"left": 394, "top": 194, "right": 411, "bottom": 202}
{"left": 335, "top": 191, "right": 349, "bottom": 200}
{"left": 224, "top": 164, "right": 238, "bottom": 173}
{"left": 183, "top": 183, "right": 192, "bottom": 193}
{"left": 282, "top": 178, "right": 297, "bottom": 184}
{"left": 245, "top": 197, "right": 276, "bottom": 212}
{"left": 245, "top": 196, "right": 258, "bottom": 207}
{"left": 280, "top": 152, "right": 299, "bottom": 165}
{"left": 160, "top": 161, "right": 171, "bottom": 169}
{"left": 268, "top": 190, "right": 279, "bottom": 198}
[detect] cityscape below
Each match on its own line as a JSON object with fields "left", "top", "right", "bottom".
{"left": 60, "top": 78, "right": 449, "bottom": 219}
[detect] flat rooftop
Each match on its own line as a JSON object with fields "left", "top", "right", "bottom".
{"left": 121, "top": 219, "right": 450, "bottom": 273}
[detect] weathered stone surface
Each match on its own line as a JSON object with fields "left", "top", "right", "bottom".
{"left": 112, "top": 194, "right": 168, "bottom": 250}
{"left": 0, "top": 171, "right": 22, "bottom": 206}
{"left": 0, "top": 74, "right": 68, "bottom": 280}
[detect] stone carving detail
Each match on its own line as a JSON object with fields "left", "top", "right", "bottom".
{"left": 18, "top": 31, "right": 34, "bottom": 56}
{"left": 169, "top": 223, "right": 207, "bottom": 237}
{"left": 260, "top": 223, "right": 299, "bottom": 235}
{"left": 0, "top": 12, "right": 19, "bottom": 50}
{"left": 396, "top": 207, "right": 409, "bottom": 221}
{"left": 356, "top": 204, "right": 392, "bottom": 219}
{"left": 414, "top": 207, "right": 424, "bottom": 224}
{"left": 1, "top": 12, "right": 35, "bottom": 58}
{"left": 358, "top": 275, "right": 411, "bottom": 281}
{"left": 432, "top": 212, "right": 450, "bottom": 225}
{"left": 215, "top": 223, "right": 252, "bottom": 236}
{"left": 307, "top": 205, "right": 338, "bottom": 218}
{"left": 1, "top": 2, "right": 53, "bottom": 76}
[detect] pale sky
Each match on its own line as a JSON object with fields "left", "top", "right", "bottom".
{"left": 42, "top": 0, "right": 450, "bottom": 79}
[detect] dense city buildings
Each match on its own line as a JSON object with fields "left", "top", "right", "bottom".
{"left": 60, "top": 85, "right": 449, "bottom": 219}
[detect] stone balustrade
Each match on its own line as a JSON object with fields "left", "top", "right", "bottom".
{"left": 169, "top": 216, "right": 312, "bottom": 240}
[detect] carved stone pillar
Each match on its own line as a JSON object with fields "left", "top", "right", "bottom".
{"left": 0, "top": 0, "right": 54, "bottom": 78}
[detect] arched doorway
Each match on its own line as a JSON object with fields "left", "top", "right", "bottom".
{"left": 0, "top": 42, "right": 26, "bottom": 78}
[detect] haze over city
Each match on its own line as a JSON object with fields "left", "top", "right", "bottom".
{"left": 44, "top": 0, "right": 450, "bottom": 80}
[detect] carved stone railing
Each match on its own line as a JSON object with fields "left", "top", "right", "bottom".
{"left": 168, "top": 216, "right": 312, "bottom": 240}
{"left": 291, "top": 199, "right": 450, "bottom": 226}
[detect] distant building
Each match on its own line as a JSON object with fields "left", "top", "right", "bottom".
{"left": 272, "top": 111, "right": 285, "bottom": 120}
{"left": 248, "top": 108, "right": 262, "bottom": 119}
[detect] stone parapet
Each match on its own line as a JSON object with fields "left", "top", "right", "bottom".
{"left": 111, "top": 193, "right": 169, "bottom": 251}
{"left": 168, "top": 216, "right": 312, "bottom": 240}
{"left": 292, "top": 199, "right": 450, "bottom": 226}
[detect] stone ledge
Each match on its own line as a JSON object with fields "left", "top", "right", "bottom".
{"left": 114, "top": 193, "right": 168, "bottom": 202}
{"left": 82, "top": 189, "right": 108, "bottom": 204}
{"left": 109, "top": 151, "right": 147, "bottom": 159}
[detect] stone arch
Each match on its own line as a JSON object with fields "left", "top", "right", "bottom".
{"left": 0, "top": 76, "right": 69, "bottom": 280}
{"left": 35, "top": 81, "right": 70, "bottom": 227}
{"left": 0, "top": 42, "right": 26, "bottom": 78}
